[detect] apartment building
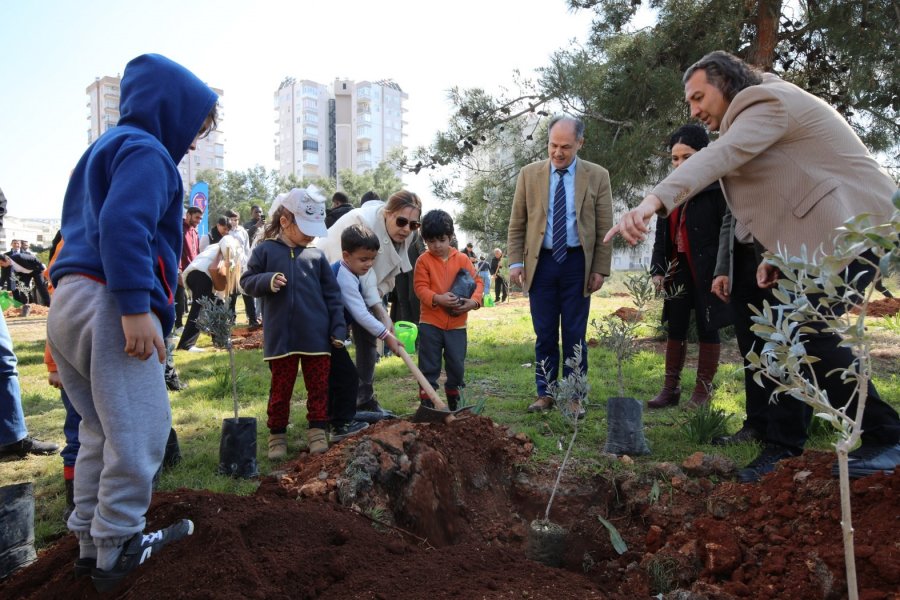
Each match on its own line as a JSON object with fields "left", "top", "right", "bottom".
{"left": 274, "top": 77, "right": 407, "bottom": 181}
{"left": 85, "top": 76, "right": 225, "bottom": 192}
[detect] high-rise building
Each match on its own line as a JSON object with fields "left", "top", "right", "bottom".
{"left": 274, "top": 77, "right": 407, "bottom": 182}
{"left": 85, "top": 76, "right": 225, "bottom": 194}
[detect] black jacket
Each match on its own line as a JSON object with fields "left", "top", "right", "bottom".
{"left": 325, "top": 204, "right": 354, "bottom": 229}
{"left": 651, "top": 182, "right": 733, "bottom": 330}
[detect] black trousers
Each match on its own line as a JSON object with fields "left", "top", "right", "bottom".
{"left": 175, "top": 283, "right": 187, "bottom": 328}
{"left": 328, "top": 346, "right": 359, "bottom": 423}
{"left": 731, "top": 242, "right": 792, "bottom": 444}
{"left": 747, "top": 246, "right": 900, "bottom": 449}
{"left": 664, "top": 252, "right": 719, "bottom": 344}
{"left": 177, "top": 271, "right": 215, "bottom": 350}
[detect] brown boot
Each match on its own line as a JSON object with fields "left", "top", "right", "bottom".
{"left": 648, "top": 339, "right": 687, "bottom": 409}
{"left": 307, "top": 428, "right": 328, "bottom": 455}
{"left": 689, "top": 342, "right": 720, "bottom": 406}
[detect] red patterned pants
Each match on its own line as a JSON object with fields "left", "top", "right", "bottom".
{"left": 266, "top": 354, "right": 330, "bottom": 431}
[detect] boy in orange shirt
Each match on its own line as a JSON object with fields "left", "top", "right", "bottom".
{"left": 413, "top": 210, "right": 483, "bottom": 410}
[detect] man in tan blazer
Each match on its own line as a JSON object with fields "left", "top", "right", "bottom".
{"left": 507, "top": 115, "right": 613, "bottom": 413}
{"left": 607, "top": 50, "right": 900, "bottom": 481}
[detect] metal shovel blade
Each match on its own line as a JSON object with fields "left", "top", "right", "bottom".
{"left": 411, "top": 404, "right": 473, "bottom": 424}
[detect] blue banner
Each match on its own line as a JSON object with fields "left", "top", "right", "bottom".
{"left": 190, "top": 182, "right": 210, "bottom": 238}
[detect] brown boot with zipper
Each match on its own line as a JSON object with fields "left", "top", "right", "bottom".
{"left": 689, "top": 342, "right": 721, "bottom": 406}
{"left": 648, "top": 339, "right": 687, "bottom": 409}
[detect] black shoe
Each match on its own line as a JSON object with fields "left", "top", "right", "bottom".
{"left": 247, "top": 322, "right": 262, "bottom": 332}
{"left": 831, "top": 442, "right": 900, "bottom": 479}
{"left": 331, "top": 420, "right": 370, "bottom": 442}
{"left": 711, "top": 425, "right": 763, "bottom": 447}
{"left": 0, "top": 436, "right": 60, "bottom": 458}
{"left": 74, "top": 557, "right": 96, "bottom": 578}
{"left": 165, "top": 375, "right": 187, "bottom": 391}
{"left": 737, "top": 444, "right": 798, "bottom": 483}
{"left": 91, "top": 519, "right": 194, "bottom": 593}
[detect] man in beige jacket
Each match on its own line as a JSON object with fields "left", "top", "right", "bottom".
{"left": 607, "top": 50, "right": 900, "bottom": 481}
{"left": 507, "top": 115, "right": 613, "bottom": 414}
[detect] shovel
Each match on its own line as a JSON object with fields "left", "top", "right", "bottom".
{"left": 394, "top": 345, "right": 467, "bottom": 424}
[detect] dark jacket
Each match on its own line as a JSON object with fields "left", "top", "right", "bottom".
{"left": 52, "top": 54, "right": 217, "bottom": 336}
{"left": 325, "top": 203, "right": 353, "bottom": 229}
{"left": 651, "top": 182, "right": 733, "bottom": 330}
{"left": 241, "top": 239, "right": 346, "bottom": 358}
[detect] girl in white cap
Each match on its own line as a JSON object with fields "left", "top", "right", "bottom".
{"left": 240, "top": 187, "right": 347, "bottom": 459}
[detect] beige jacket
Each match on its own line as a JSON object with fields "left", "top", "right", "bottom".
{"left": 652, "top": 74, "right": 897, "bottom": 257}
{"left": 506, "top": 158, "right": 613, "bottom": 295}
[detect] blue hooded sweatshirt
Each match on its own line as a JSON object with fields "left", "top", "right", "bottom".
{"left": 52, "top": 54, "right": 218, "bottom": 336}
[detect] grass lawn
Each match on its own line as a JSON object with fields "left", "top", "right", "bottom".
{"left": 3, "top": 277, "right": 899, "bottom": 549}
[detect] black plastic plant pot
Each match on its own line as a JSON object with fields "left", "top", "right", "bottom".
{"left": 217, "top": 417, "right": 259, "bottom": 479}
{"left": 526, "top": 519, "right": 568, "bottom": 567}
{"left": 0, "top": 482, "right": 37, "bottom": 579}
{"left": 604, "top": 396, "right": 652, "bottom": 457}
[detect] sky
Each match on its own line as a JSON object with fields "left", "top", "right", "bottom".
{"left": 0, "top": 0, "right": 600, "bottom": 220}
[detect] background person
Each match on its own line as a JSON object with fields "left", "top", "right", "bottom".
{"left": 490, "top": 248, "right": 508, "bottom": 303}
{"left": 648, "top": 124, "right": 732, "bottom": 409}
{"left": 326, "top": 192, "right": 354, "bottom": 228}
{"left": 507, "top": 115, "right": 613, "bottom": 414}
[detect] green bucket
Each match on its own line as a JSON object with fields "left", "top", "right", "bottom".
{"left": 0, "top": 292, "right": 20, "bottom": 312}
{"left": 484, "top": 295, "right": 495, "bottom": 307}
{"left": 394, "top": 321, "right": 418, "bottom": 354}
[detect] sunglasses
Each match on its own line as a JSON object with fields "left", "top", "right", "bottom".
{"left": 395, "top": 216, "right": 421, "bottom": 231}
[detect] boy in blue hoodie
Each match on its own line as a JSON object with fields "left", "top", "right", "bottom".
{"left": 47, "top": 54, "right": 218, "bottom": 593}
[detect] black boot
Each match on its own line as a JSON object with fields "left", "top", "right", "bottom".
{"left": 444, "top": 388, "right": 460, "bottom": 412}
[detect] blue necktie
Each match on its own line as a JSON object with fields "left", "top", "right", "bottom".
{"left": 552, "top": 169, "right": 568, "bottom": 264}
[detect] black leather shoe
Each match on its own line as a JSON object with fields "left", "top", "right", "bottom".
{"left": 0, "top": 436, "right": 59, "bottom": 458}
{"left": 711, "top": 425, "right": 763, "bottom": 446}
{"left": 737, "top": 444, "right": 799, "bottom": 483}
{"left": 831, "top": 442, "right": 900, "bottom": 478}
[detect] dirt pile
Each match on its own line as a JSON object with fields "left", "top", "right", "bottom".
{"left": 2, "top": 417, "right": 898, "bottom": 599}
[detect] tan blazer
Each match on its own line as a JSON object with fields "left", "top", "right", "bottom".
{"left": 507, "top": 158, "right": 613, "bottom": 295}
{"left": 652, "top": 74, "right": 897, "bottom": 257}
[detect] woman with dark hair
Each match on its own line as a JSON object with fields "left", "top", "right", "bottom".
{"left": 648, "top": 124, "right": 732, "bottom": 409}
{"left": 321, "top": 190, "right": 423, "bottom": 416}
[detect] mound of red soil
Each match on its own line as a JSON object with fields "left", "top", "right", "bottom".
{"left": 231, "top": 326, "right": 263, "bottom": 350}
{"left": 3, "top": 417, "right": 898, "bottom": 599}
{"left": 3, "top": 304, "right": 48, "bottom": 318}
{"left": 860, "top": 297, "right": 900, "bottom": 318}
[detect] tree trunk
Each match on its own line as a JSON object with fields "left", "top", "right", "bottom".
{"left": 747, "top": 0, "right": 783, "bottom": 70}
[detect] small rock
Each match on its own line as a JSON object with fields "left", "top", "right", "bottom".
{"left": 620, "top": 455, "right": 634, "bottom": 466}
{"left": 514, "top": 432, "right": 529, "bottom": 443}
{"left": 299, "top": 480, "right": 328, "bottom": 497}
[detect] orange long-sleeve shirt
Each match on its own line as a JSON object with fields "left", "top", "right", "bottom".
{"left": 414, "top": 248, "right": 483, "bottom": 330}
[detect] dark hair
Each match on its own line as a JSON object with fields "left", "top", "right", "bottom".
{"left": 668, "top": 124, "right": 710, "bottom": 152}
{"left": 224, "top": 209, "right": 239, "bottom": 219}
{"left": 548, "top": 115, "right": 585, "bottom": 140}
{"left": 186, "top": 206, "right": 203, "bottom": 216}
{"left": 199, "top": 103, "right": 218, "bottom": 139}
{"left": 360, "top": 191, "right": 380, "bottom": 205}
{"left": 384, "top": 190, "right": 422, "bottom": 216}
{"left": 421, "top": 209, "right": 454, "bottom": 241}
{"left": 216, "top": 216, "right": 230, "bottom": 228}
{"left": 332, "top": 192, "right": 350, "bottom": 206}
{"left": 683, "top": 51, "right": 763, "bottom": 102}
{"left": 341, "top": 224, "right": 380, "bottom": 254}
{"left": 263, "top": 206, "right": 293, "bottom": 239}
{"left": 251, "top": 205, "right": 262, "bottom": 211}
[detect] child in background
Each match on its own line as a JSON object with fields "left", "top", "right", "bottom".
{"left": 413, "top": 210, "right": 483, "bottom": 410}
{"left": 330, "top": 225, "right": 402, "bottom": 438}
{"left": 240, "top": 187, "right": 346, "bottom": 459}
{"left": 47, "top": 54, "right": 216, "bottom": 592}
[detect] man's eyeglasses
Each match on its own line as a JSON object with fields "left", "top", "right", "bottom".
{"left": 395, "top": 216, "right": 421, "bottom": 231}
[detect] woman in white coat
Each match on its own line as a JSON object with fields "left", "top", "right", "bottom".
{"left": 320, "top": 190, "right": 422, "bottom": 414}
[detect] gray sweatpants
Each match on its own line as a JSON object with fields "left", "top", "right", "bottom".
{"left": 47, "top": 276, "right": 170, "bottom": 548}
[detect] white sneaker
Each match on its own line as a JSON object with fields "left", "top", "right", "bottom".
{"left": 187, "top": 346, "right": 207, "bottom": 353}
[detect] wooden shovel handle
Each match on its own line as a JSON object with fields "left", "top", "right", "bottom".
{"left": 396, "top": 346, "right": 449, "bottom": 411}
